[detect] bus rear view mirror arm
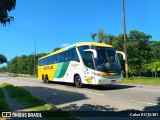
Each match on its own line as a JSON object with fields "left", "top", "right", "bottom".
{"left": 116, "top": 51, "right": 125, "bottom": 60}
{"left": 84, "top": 49, "right": 97, "bottom": 58}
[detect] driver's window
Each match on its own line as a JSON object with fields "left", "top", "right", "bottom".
{"left": 84, "top": 53, "right": 94, "bottom": 69}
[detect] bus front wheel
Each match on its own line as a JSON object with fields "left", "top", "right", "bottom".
{"left": 74, "top": 75, "right": 82, "bottom": 88}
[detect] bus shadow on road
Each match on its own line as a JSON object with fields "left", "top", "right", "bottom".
{"left": 84, "top": 84, "right": 136, "bottom": 91}
{"left": 22, "top": 85, "right": 88, "bottom": 105}
{"left": 42, "top": 81, "right": 136, "bottom": 91}
{"left": 46, "top": 81, "right": 76, "bottom": 87}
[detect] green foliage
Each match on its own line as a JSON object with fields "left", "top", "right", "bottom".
{"left": 0, "top": 54, "right": 7, "bottom": 64}
{"left": 111, "top": 30, "right": 154, "bottom": 76}
{"left": 123, "top": 77, "right": 160, "bottom": 85}
{"left": 91, "top": 29, "right": 115, "bottom": 44}
{"left": 0, "top": 66, "right": 8, "bottom": 73}
{"left": 0, "top": 85, "right": 10, "bottom": 111}
{"left": 3, "top": 83, "right": 51, "bottom": 111}
{"left": 0, "top": 0, "right": 16, "bottom": 25}
{"left": 149, "top": 61, "right": 160, "bottom": 77}
{"left": 150, "top": 41, "right": 160, "bottom": 61}
{"left": 2, "top": 83, "right": 74, "bottom": 119}
{"left": 91, "top": 29, "right": 160, "bottom": 77}
{"left": 8, "top": 53, "right": 47, "bottom": 75}
{"left": 53, "top": 47, "right": 61, "bottom": 52}
{"left": 127, "top": 30, "right": 152, "bottom": 76}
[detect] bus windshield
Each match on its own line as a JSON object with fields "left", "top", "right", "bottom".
{"left": 94, "top": 46, "right": 121, "bottom": 73}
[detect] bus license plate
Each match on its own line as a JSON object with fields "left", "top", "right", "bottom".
{"left": 111, "top": 80, "right": 116, "bottom": 84}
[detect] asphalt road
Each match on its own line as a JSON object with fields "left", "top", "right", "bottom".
{"left": 0, "top": 75, "right": 160, "bottom": 119}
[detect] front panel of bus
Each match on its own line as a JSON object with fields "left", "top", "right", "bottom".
{"left": 78, "top": 45, "right": 123, "bottom": 85}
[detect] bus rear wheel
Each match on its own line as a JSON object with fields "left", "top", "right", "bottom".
{"left": 45, "top": 75, "right": 50, "bottom": 83}
{"left": 74, "top": 75, "right": 82, "bottom": 88}
{"left": 42, "top": 75, "right": 46, "bottom": 83}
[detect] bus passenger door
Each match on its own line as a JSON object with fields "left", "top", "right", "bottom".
{"left": 84, "top": 52, "right": 95, "bottom": 84}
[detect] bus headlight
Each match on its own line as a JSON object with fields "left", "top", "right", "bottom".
{"left": 94, "top": 73, "right": 105, "bottom": 77}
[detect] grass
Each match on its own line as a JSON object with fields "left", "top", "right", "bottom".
{"left": 0, "top": 85, "right": 10, "bottom": 112}
{"left": 2, "top": 83, "right": 45, "bottom": 111}
{"left": 1, "top": 83, "right": 74, "bottom": 120}
{"left": 122, "top": 77, "right": 160, "bottom": 85}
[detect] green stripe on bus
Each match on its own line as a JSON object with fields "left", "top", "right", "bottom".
{"left": 57, "top": 61, "right": 70, "bottom": 78}
{"left": 53, "top": 62, "right": 70, "bottom": 78}
{"left": 53, "top": 63, "right": 63, "bottom": 78}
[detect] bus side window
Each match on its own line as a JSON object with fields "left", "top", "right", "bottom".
{"left": 41, "top": 60, "right": 43, "bottom": 65}
{"left": 73, "top": 48, "right": 79, "bottom": 62}
{"left": 57, "top": 54, "right": 60, "bottom": 63}
{"left": 51, "top": 55, "right": 54, "bottom": 64}
{"left": 48, "top": 56, "right": 51, "bottom": 64}
{"left": 44, "top": 58, "right": 46, "bottom": 65}
{"left": 78, "top": 46, "right": 89, "bottom": 62}
{"left": 54, "top": 55, "right": 57, "bottom": 63}
{"left": 60, "top": 53, "right": 64, "bottom": 62}
{"left": 65, "top": 50, "right": 70, "bottom": 61}
{"left": 47, "top": 57, "right": 49, "bottom": 64}
{"left": 38, "top": 60, "right": 41, "bottom": 66}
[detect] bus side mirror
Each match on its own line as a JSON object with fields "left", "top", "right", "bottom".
{"left": 116, "top": 51, "right": 125, "bottom": 60}
{"left": 84, "top": 49, "right": 97, "bottom": 58}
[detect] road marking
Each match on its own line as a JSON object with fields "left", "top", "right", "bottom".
{"left": 133, "top": 88, "right": 160, "bottom": 92}
{"left": 45, "top": 84, "right": 105, "bottom": 96}
{"left": 78, "top": 90, "right": 105, "bottom": 96}
{"left": 130, "top": 100, "right": 158, "bottom": 105}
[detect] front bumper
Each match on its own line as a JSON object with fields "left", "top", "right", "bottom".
{"left": 97, "top": 76, "right": 123, "bottom": 85}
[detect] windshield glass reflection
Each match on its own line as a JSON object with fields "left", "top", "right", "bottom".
{"left": 94, "top": 46, "right": 121, "bottom": 73}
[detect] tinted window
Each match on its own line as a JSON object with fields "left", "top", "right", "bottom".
{"left": 69, "top": 48, "right": 79, "bottom": 62}
{"left": 60, "top": 53, "right": 64, "bottom": 62}
{"left": 65, "top": 50, "right": 70, "bottom": 61}
{"left": 57, "top": 54, "right": 60, "bottom": 62}
{"left": 38, "top": 48, "right": 80, "bottom": 66}
{"left": 78, "top": 45, "right": 89, "bottom": 62}
{"left": 84, "top": 52, "right": 94, "bottom": 69}
{"left": 53, "top": 55, "right": 57, "bottom": 63}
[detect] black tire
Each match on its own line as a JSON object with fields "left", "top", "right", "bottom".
{"left": 42, "top": 75, "right": 46, "bottom": 83}
{"left": 74, "top": 75, "right": 82, "bottom": 88}
{"left": 45, "top": 75, "right": 50, "bottom": 83}
{"left": 96, "top": 85, "right": 103, "bottom": 89}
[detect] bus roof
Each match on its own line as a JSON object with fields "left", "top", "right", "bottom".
{"left": 39, "top": 42, "right": 113, "bottom": 60}
{"left": 76, "top": 42, "right": 112, "bottom": 47}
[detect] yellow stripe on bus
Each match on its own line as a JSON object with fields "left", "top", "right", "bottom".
{"left": 100, "top": 72, "right": 115, "bottom": 76}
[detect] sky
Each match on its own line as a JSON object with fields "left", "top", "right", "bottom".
{"left": 0, "top": 0, "right": 160, "bottom": 62}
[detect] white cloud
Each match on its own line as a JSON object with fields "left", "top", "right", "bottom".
{"left": 61, "top": 43, "right": 70, "bottom": 47}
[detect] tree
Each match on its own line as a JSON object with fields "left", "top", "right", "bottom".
{"left": 0, "top": 54, "right": 7, "bottom": 64}
{"left": 150, "top": 61, "right": 160, "bottom": 78}
{"left": 91, "top": 29, "right": 115, "bottom": 45}
{"left": 8, "top": 56, "right": 18, "bottom": 75}
{"left": 91, "top": 29, "right": 107, "bottom": 43}
{"left": 8, "top": 53, "right": 48, "bottom": 75}
{"left": 149, "top": 41, "right": 160, "bottom": 62}
{"left": 128, "top": 30, "right": 152, "bottom": 76}
{"left": 53, "top": 47, "right": 61, "bottom": 52}
{"left": 105, "top": 34, "right": 115, "bottom": 45}
{"left": 0, "top": 66, "right": 8, "bottom": 73}
{"left": 92, "top": 29, "right": 155, "bottom": 77}
{"left": 0, "top": 0, "right": 16, "bottom": 25}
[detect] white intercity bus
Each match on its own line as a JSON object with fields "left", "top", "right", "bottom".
{"left": 38, "top": 42, "right": 125, "bottom": 88}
